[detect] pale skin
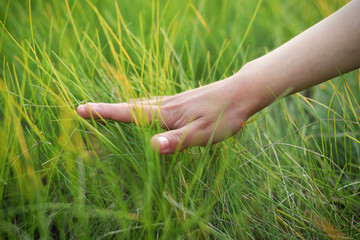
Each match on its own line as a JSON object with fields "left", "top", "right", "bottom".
{"left": 77, "top": 0, "right": 360, "bottom": 154}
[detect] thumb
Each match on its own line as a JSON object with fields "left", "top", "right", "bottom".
{"left": 151, "top": 124, "right": 198, "bottom": 154}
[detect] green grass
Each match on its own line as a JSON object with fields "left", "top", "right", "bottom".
{"left": 1, "top": 0, "right": 359, "bottom": 239}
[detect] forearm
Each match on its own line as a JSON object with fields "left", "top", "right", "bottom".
{"left": 237, "top": 0, "right": 360, "bottom": 114}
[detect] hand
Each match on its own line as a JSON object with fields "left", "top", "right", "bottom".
{"left": 78, "top": 0, "right": 360, "bottom": 154}
{"left": 77, "top": 74, "right": 257, "bottom": 154}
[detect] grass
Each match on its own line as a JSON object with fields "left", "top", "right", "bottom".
{"left": 0, "top": 0, "right": 359, "bottom": 239}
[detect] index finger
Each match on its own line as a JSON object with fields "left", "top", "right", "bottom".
{"left": 77, "top": 102, "right": 158, "bottom": 124}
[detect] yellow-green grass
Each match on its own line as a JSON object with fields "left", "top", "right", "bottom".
{"left": 0, "top": 0, "right": 359, "bottom": 239}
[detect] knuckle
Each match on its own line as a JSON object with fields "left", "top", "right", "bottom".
{"left": 160, "top": 104, "right": 185, "bottom": 128}
{"left": 161, "top": 103, "right": 180, "bottom": 114}
{"left": 194, "top": 117, "right": 212, "bottom": 133}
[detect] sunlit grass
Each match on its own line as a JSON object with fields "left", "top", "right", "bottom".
{"left": 0, "top": 0, "right": 359, "bottom": 239}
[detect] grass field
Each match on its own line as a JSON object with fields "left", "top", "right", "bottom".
{"left": 1, "top": 0, "right": 359, "bottom": 239}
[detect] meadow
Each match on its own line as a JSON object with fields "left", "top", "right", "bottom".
{"left": 0, "top": 0, "right": 359, "bottom": 239}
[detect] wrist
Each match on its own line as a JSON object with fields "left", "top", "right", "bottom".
{"left": 229, "top": 60, "right": 276, "bottom": 117}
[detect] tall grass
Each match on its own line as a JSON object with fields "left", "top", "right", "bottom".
{"left": 0, "top": 0, "right": 359, "bottom": 239}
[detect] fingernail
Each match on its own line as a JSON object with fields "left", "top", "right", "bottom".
{"left": 77, "top": 105, "right": 84, "bottom": 112}
{"left": 156, "top": 136, "right": 170, "bottom": 153}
